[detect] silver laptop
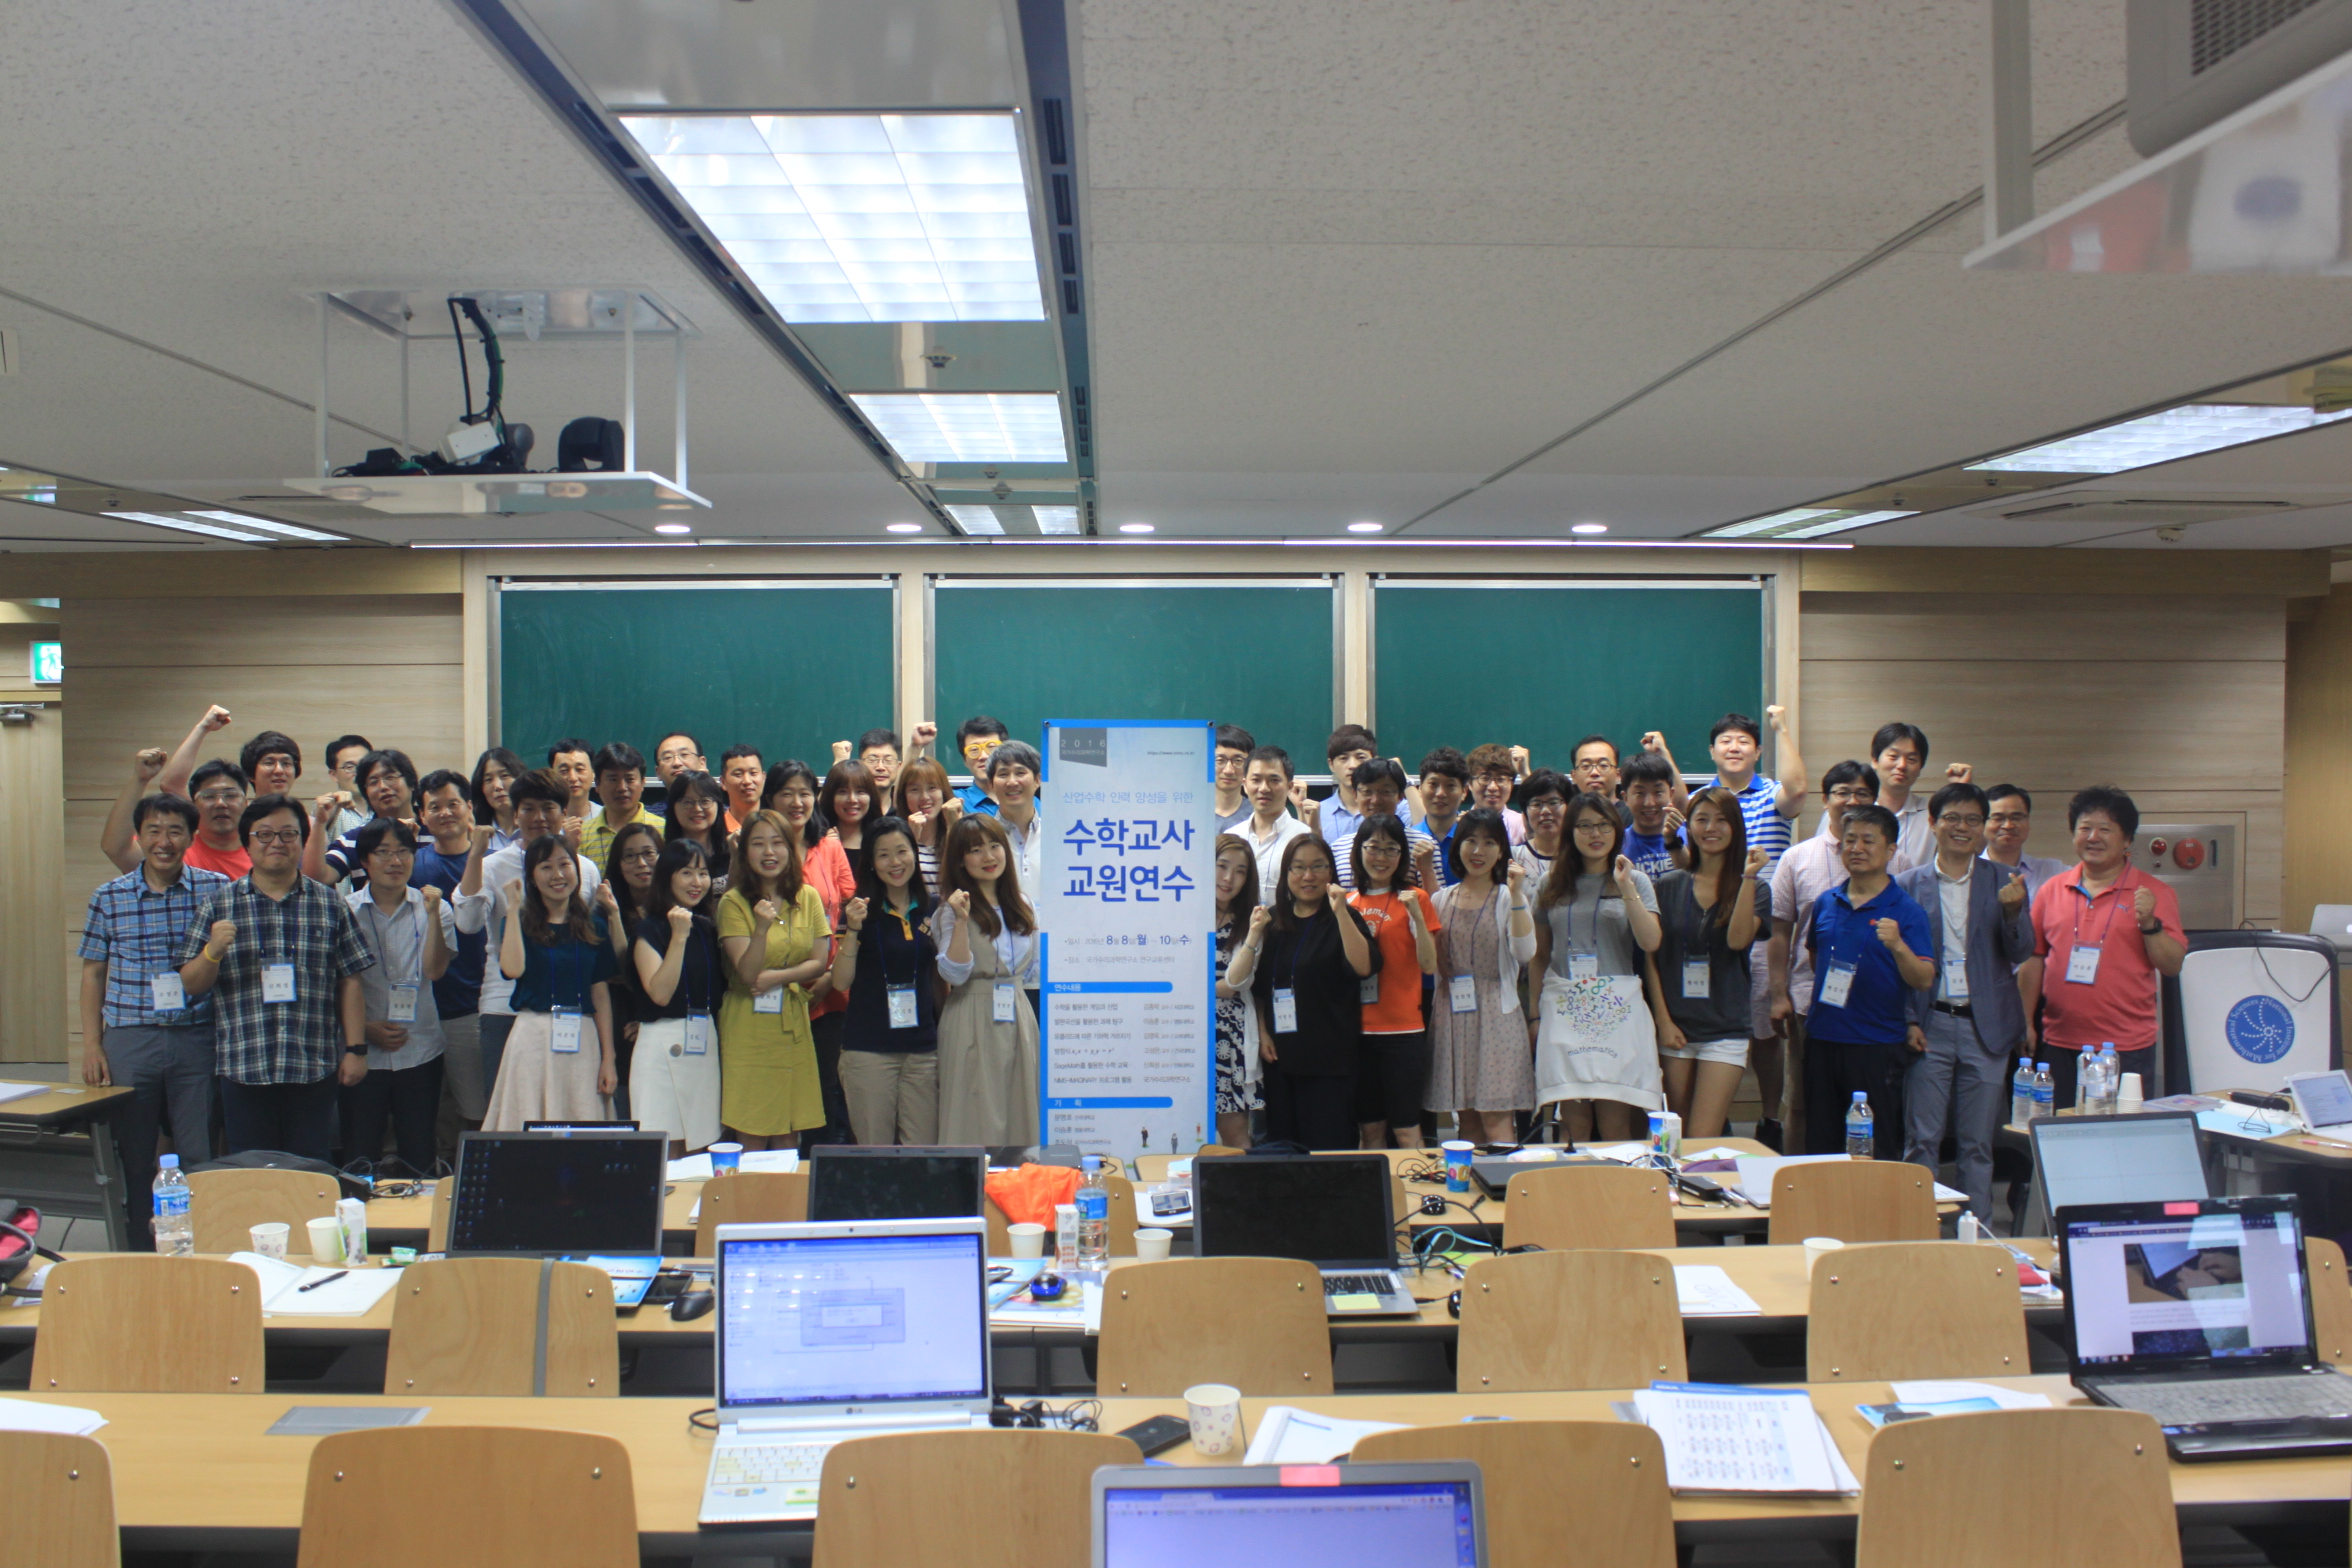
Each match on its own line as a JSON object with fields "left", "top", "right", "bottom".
{"left": 1093, "top": 1461, "right": 1486, "bottom": 1567}
{"left": 1192, "top": 1154, "right": 1417, "bottom": 1316}
{"left": 2309, "top": 905, "right": 2352, "bottom": 954}
{"left": 2026, "top": 1111, "right": 2208, "bottom": 1234}
{"left": 2287, "top": 1070, "right": 2352, "bottom": 1136}
{"left": 697, "top": 1216, "right": 993, "bottom": 1526}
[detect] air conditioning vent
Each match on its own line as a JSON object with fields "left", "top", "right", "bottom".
{"left": 2128, "top": 0, "right": 2352, "bottom": 155}
{"left": 2194, "top": 0, "right": 2326, "bottom": 73}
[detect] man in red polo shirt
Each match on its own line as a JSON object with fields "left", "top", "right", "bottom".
{"left": 2020, "top": 785, "right": 2186, "bottom": 1110}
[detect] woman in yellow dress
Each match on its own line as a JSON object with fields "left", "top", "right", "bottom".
{"left": 716, "top": 809, "right": 831, "bottom": 1148}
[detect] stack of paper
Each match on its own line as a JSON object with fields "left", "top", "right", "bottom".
{"left": 1732, "top": 1155, "right": 1967, "bottom": 1207}
{"left": 0, "top": 1082, "right": 51, "bottom": 1105}
{"left": 0, "top": 1397, "right": 104, "bottom": 1435}
{"left": 1673, "top": 1265, "right": 1763, "bottom": 1316}
{"left": 1629, "top": 1383, "right": 1860, "bottom": 1495}
{"left": 230, "top": 1253, "right": 404, "bottom": 1317}
{"left": 667, "top": 1149, "right": 799, "bottom": 1181}
{"left": 1857, "top": 1380, "right": 2052, "bottom": 1427}
{"left": 1241, "top": 1405, "right": 1408, "bottom": 1463}
{"left": 2195, "top": 1104, "right": 2299, "bottom": 1140}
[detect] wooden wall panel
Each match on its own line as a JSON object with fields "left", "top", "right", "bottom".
{"left": 0, "top": 709, "right": 65, "bottom": 1061}
{"left": 67, "top": 596, "right": 459, "bottom": 670}
{"left": 2285, "top": 584, "right": 2352, "bottom": 936}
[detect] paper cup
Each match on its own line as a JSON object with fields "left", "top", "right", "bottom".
{"left": 1134, "top": 1228, "right": 1173, "bottom": 1262}
{"left": 2118, "top": 1073, "right": 2143, "bottom": 1103}
{"left": 1184, "top": 1383, "right": 1244, "bottom": 1457}
{"left": 1007, "top": 1221, "right": 1048, "bottom": 1259}
{"left": 306, "top": 1215, "right": 345, "bottom": 1264}
{"left": 708, "top": 1142, "right": 743, "bottom": 1175}
{"left": 1803, "top": 1236, "right": 1845, "bottom": 1275}
{"left": 250, "top": 1222, "right": 290, "bottom": 1260}
{"left": 1441, "top": 1139, "right": 1475, "bottom": 1194}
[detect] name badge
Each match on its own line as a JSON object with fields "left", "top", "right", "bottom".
{"left": 1272, "top": 987, "right": 1299, "bottom": 1034}
{"left": 684, "top": 1012, "right": 715, "bottom": 1055}
{"left": 992, "top": 982, "right": 1017, "bottom": 1024}
{"left": 1681, "top": 959, "right": 1711, "bottom": 999}
{"left": 1942, "top": 958, "right": 1970, "bottom": 1001}
{"left": 2065, "top": 944, "right": 2101, "bottom": 985}
{"left": 1448, "top": 974, "right": 1478, "bottom": 1014}
{"left": 388, "top": 985, "right": 418, "bottom": 1023}
{"left": 1359, "top": 974, "right": 1381, "bottom": 1005}
{"left": 262, "top": 963, "right": 296, "bottom": 1004}
{"left": 1568, "top": 952, "right": 1599, "bottom": 982}
{"left": 752, "top": 986, "right": 784, "bottom": 1015}
{"left": 887, "top": 984, "right": 920, "bottom": 1029}
{"left": 550, "top": 1008, "right": 583, "bottom": 1053}
{"left": 1818, "top": 961, "right": 1857, "bottom": 1009}
{"left": 149, "top": 972, "right": 186, "bottom": 1013}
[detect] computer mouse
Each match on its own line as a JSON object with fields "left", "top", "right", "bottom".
{"left": 1029, "top": 1272, "right": 1066, "bottom": 1302}
{"left": 670, "top": 1288, "right": 715, "bottom": 1322}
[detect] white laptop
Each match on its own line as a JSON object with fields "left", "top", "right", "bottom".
{"left": 698, "top": 1216, "right": 993, "bottom": 1527}
{"left": 2308, "top": 906, "right": 2352, "bottom": 954}
{"left": 2287, "top": 1070, "right": 2352, "bottom": 1137}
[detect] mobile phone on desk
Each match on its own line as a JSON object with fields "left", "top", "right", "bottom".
{"left": 1118, "top": 1415, "right": 1193, "bottom": 1456}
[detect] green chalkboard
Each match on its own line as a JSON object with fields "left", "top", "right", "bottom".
{"left": 1372, "top": 581, "right": 1764, "bottom": 775}
{"left": 933, "top": 581, "right": 1334, "bottom": 762}
{"left": 497, "top": 582, "right": 895, "bottom": 769}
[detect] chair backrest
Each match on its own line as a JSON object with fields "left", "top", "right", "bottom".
{"left": 1353, "top": 1421, "right": 1674, "bottom": 1568}
{"left": 1457, "top": 1250, "right": 1687, "bottom": 1391}
{"left": 1855, "top": 1408, "right": 2179, "bottom": 1568}
{"left": 812, "top": 1429, "right": 1141, "bottom": 1568}
{"left": 1501, "top": 1165, "right": 1678, "bottom": 1250}
{"left": 384, "top": 1257, "right": 617, "bottom": 1396}
{"left": 2310, "top": 1237, "right": 2352, "bottom": 1365}
{"left": 1767, "top": 1161, "right": 1938, "bottom": 1244}
{"left": 692, "top": 1170, "right": 808, "bottom": 1254}
{"left": 428, "top": 1178, "right": 452, "bottom": 1253}
{"left": 296, "top": 1426, "right": 637, "bottom": 1568}
{"left": 1806, "top": 1242, "right": 2027, "bottom": 1383}
{"left": 1095, "top": 1258, "right": 1333, "bottom": 1396}
{"left": 0, "top": 1431, "right": 118, "bottom": 1568}
{"left": 31, "top": 1256, "right": 266, "bottom": 1393}
{"left": 186, "top": 1166, "right": 342, "bottom": 1256}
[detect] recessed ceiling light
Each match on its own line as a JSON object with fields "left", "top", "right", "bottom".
{"left": 653, "top": 523, "right": 694, "bottom": 535}
{"left": 1118, "top": 522, "right": 1155, "bottom": 534}
{"left": 1570, "top": 522, "right": 1609, "bottom": 535}
{"left": 1966, "top": 402, "right": 2352, "bottom": 475}
{"left": 1346, "top": 521, "right": 1383, "bottom": 534}
{"left": 1032, "top": 505, "right": 1082, "bottom": 535}
{"left": 886, "top": 521, "right": 925, "bottom": 534}
{"left": 187, "top": 509, "right": 345, "bottom": 542}
{"left": 619, "top": 112, "right": 1045, "bottom": 324}
{"left": 943, "top": 505, "right": 1006, "bottom": 535}
{"left": 1706, "top": 507, "right": 1916, "bottom": 540}
{"left": 105, "top": 510, "right": 269, "bottom": 543}
{"left": 848, "top": 392, "right": 1067, "bottom": 464}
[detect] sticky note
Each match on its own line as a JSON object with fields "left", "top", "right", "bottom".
{"left": 1330, "top": 1293, "right": 1381, "bottom": 1312}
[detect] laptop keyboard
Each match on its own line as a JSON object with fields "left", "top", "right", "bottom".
{"left": 2104, "top": 1375, "right": 2352, "bottom": 1426}
{"left": 1323, "top": 1273, "right": 1393, "bottom": 1296}
{"left": 711, "top": 1441, "right": 834, "bottom": 1486}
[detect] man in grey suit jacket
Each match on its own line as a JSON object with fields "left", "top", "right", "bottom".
{"left": 1896, "top": 782, "right": 2032, "bottom": 1222}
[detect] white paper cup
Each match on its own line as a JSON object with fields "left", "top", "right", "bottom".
{"left": 1007, "top": 1221, "right": 1048, "bottom": 1259}
{"left": 2119, "top": 1073, "right": 2144, "bottom": 1103}
{"left": 1184, "top": 1382, "right": 1244, "bottom": 1457}
{"left": 249, "top": 1222, "right": 290, "bottom": 1260}
{"left": 1802, "top": 1236, "right": 1845, "bottom": 1275}
{"left": 1134, "top": 1228, "right": 1173, "bottom": 1262}
{"left": 306, "top": 1215, "right": 345, "bottom": 1264}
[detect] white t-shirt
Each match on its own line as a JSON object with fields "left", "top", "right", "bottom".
{"left": 1242, "top": 813, "right": 1312, "bottom": 906}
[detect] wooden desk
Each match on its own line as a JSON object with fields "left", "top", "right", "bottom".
{"left": 0, "top": 1084, "right": 135, "bottom": 1250}
{"left": 1378, "top": 1143, "right": 1784, "bottom": 1239}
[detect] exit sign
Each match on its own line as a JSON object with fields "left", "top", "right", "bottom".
{"left": 29, "top": 641, "right": 60, "bottom": 684}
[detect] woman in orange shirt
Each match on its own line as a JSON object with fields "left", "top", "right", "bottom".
{"left": 1346, "top": 815, "right": 1440, "bottom": 1149}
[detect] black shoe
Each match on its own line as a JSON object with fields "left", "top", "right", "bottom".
{"left": 1754, "top": 1118, "right": 1784, "bottom": 1153}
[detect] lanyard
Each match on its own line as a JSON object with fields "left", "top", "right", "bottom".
{"left": 1448, "top": 886, "right": 1489, "bottom": 981}
{"left": 2068, "top": 878, "right": 2129, "bottom": 950}
{"left": 1282, "top": 907, "right": 1329, "bottom": 991}
{"left": 549, "top": 938, "right": 592, "bottom": 1013}
{"left": 878, "top": 899, "right": 922, "bottom": 988}
{"left": 368, "top": 898, "right": 424, "bottom": 989}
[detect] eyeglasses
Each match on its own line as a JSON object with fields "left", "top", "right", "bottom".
{"left": 194, "top": 790, "right": 245, "bottom": 806}
{"left": 249, "top": 829, "right": 302, "bottom": 846}
{"left": 620, "top": 847, "right": 661, "bottom": 865}
{"left": 1988, "top": 812, "right": 2030, "bottom": 825}
{"left": 1936, "top": 814, "right": 1986, "bottom": 828}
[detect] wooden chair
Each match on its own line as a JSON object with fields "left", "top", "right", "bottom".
{"left": 812, "top": 1429, "right": 1141, "bottom": 1568}
{"left": 692, "top": 1170, "right": 808, "bottom": 1254}
{"left": 1096, "top": 1258, "right": 1333, "bottom": 1395}
{"left": 296, "top": 1426, "right": 637, "bottom": 1568}
{"left": 1501, "top": 1164, "right": 1678, "bottom": 1250}
{"left": 384, "top": 1257, "right": 618, "bottom": 1395}
{"left": 427, "top": 1177, "right": 452, "bottom": 1253}
{"left": 1456, "top": 1250, "right": 1686, "bottom": 1391}
{"left": 1354, "top": 1421, "right": 1674, "bottom": 1568}
{"left": 1854, "top": 1408, "right": 2178, "bottom": 1568}
{"left": 0, "top": 1431, "right": 118, "bottom": 1568}
{"left": 1766, "top": 1161, "right": 1937, "bottom": 1244}
{"left": 2310, "top": 1237, "right": 2352, "bottom": 1365}
{"left": 30, "top": 1255, "right": 265, "bottom": 1393}
{"left": 185, "top": 1165, "right": 341, "bottom": 1256}
{"left": 1807, "top": 1242, "right": 2027, "bottom": 1383}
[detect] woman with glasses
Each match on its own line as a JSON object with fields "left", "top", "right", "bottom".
{"left": 341, "top": 818, "right": 456, "bottom": 1175}
{"left": 1530, "top": 793, "right": 1663, "bottom": 1143}
{"left": 718, "top": 810, "right": 831, "bottom": 1151}
{"left": 1510, "top": 769, "right": 1571, "bottom": 891}
{"left": 1347, "top": 814, "right": 1440, "bottom": 1150}
{"left": 1250, "top": 834, "right": 1379, "bottom": 1151}
{"left": 663, "top": 770, "right": 733, "bottom": 895}
{"left": 594, "top": 822, "right": 664, "bottom": 1121}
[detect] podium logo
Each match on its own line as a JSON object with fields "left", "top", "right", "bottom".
{"left": 2225, "top": 994, "right": 2295, "bottom": 1064}
{"left": 1059, "top": 728, "right": 1108, "bottom": 769}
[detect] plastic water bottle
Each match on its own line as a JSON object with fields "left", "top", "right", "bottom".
{"left": 2011, "top": 1058, "right": 2036, "bottom": 1128}
{"left": 2081, "top": 1046, "right": 2107, "bottom": 1115}
{"left": 2031, "top": 1062, "right": 2055, "bottom": 1121}
{"left": 1076, "top": 1155, "right": 1110, "bottom": 1269}
{"left": 1845, "top": 1092, "right": 1874, "bottom": 1159}
{"left": 151, "top": 1154, "right": 193, "bottom": 1256}
{"left": 2098, "top": 1044, "right": 2122, "bottom": 1114}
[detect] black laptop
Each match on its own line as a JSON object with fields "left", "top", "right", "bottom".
{"left": 1193, "top": 1153, "right": 1415, "bottom": 1316}
{"left": 447, "top": 1131, "right": 669, "bottom": 1304}
{"left": 805, "top": 1146, "right": 988, "bottom": 1223}
{"left": 2058, "top": 1194, "right": 2352, "bottom": 1459}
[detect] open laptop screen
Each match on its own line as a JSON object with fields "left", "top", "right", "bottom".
{"left": 2031, "top": 1114, "right": 2208, "bottom": 1214}
{"left": 2059, "top": 1198, "right": 2314, "bottom": 1372}
{"left": 806, "top": 1147, "right": 987, "bottom": 1223}
{"left": 1099, "top": 1477, "right": 1479, "bottom": 1567}
{"left": 448, "top": 1132, "right": 666, "bottom": 1255}
{"left": 1193, "top": 1155, "right": 1394, "bottom": 1267}
{"left": 717, "top": 1230, "right": 987, "bottom": 1409}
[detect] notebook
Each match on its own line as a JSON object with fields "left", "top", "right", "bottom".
{"left": 1093, "top": 1462, "right": 1486, "bottom": 1567}
{"left": 229, "top": 1252, "right": 404, "bottom": 1316}
{"left": 1192, "top": 1154, "right": 1416, "bottom": 1316}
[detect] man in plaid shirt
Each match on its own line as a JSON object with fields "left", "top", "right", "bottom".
{"left": 180, "top": 795, "right": 376, "bottom": 1160}
{"left": 78, "top": 787, "right": 229, "bottom": 1246}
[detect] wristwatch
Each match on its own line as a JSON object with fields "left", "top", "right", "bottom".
{"left": 2138, "top": 919, "right": 2162, "bottom": 936}
{"left": 345, "top": 1042, "right": 370, "bottom": 1055}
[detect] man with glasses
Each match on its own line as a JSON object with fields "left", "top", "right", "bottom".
{"left": 100, "top": 748, "right": 252, "bottom": 878}
{"left": 414, "top": 769, "right": 489, "bottom": 1148}
{"left": 178, "top": 796, "right": 376, "bottom": 1160}
{"left": 1766, "top": 759, "right": 1876, "bottom": 1150}
{"left": 954, "top": 715, "right": 1010, "bottom": 811}
{"left": 320, "top": 734, "right": 375, "bottom": 845}
{"left": 454, "top": 770, "right": 604, "bottom": 1104}
{"left": 1894, "top": 781, "right": 2032, "bottom": 1220}
{"left": 1983, "top": 785, "right": 2067, "bottom": 913}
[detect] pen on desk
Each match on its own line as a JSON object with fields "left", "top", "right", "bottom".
{"left": 297, "top": 1270, "right": 348, "bottom": 1292}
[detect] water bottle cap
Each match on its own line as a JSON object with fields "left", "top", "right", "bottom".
{"left": 2037, "top": 1062, "right": 2050, "bottom": 1071}
{"left": 158, "top": 1154, "right": 179, "bottom": 1168}
{"left": 1082, "top": 1154, "right": 1100, "bottom": 1171}
{"left": 1852, "top": 1092, "right": 1867, "bottom": 1103}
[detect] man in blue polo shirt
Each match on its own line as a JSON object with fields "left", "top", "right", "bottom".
{"left": 1799, "top": 802, "right": 1933, "bottom": 1157}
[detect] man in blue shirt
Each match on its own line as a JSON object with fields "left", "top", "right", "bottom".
{"left": 414, "top": 769, "right": 489, "bottom": 1149}
{"left": 1800, "top": 803, "right": 1934, "bottom": 1157}
{"left": 953, "top": 715, "right": 1008, "bottom": 812}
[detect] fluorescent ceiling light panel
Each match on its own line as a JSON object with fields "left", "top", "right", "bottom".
{"left": 187, "top": 509, "right": 344, "bottom": 542}
{"left": 1704, "top": 507, "right": 1914, "bottom": 540}
{"left": 1965, "top": 403, "right": 2352, "bottom": 474}
{"left": 1032, "top": 506, "right": 1081, "bottom": 535}
{"left": 943, "top": 505, "right": 1005, "bottom": 535}
{"left": 619, "top": 112, "right": 1044, "bottom": 324}
{"left": 105, "top": 510, "right": 268, "bottom": 543}
{"left": 850, "top": 393, "right": 1067, "bottom": 463}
